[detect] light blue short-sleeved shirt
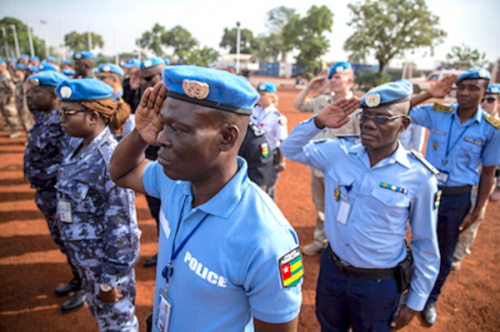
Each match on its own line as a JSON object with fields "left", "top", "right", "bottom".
{"left": 143, "top": 157, "right": 302, "bottom": 332}
{"left": 410, "top": 103, "right": 500, "bottom": 187}
{"left": 281, "top": 117, "right": 440, "bottom": 311}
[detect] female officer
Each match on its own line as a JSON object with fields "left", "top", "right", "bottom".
{"left": 55, "top": 79, "right": 141, "bottom": 332}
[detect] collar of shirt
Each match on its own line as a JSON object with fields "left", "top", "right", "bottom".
{"left": 452, "top": 104, "right": 483, "bottom": 126}
{"left": 262, "top": 104, "right": 277, "bottom": 113}
{"left": 65, "top": 126, "right": 112, "bottom": 164}
{"left": 348, "top": 142, "right": 411, "bottom": 170}
{"left": 179, "top": 156, "right": 249, "bottom": 219}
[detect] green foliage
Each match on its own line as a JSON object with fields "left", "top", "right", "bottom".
{"left": 344, "top": 0, "right": 447, "bottom": 72}
{"left": 0, "top": 17, "right": 49, "bottom": 59}
{"left": 266, "top": 6, "right": 296, "bottom": 61}
{"left": 137, "top": 23, "right": 166, "bottom": 56}
{"left": 64, "top": 31, "right": 104, "bottom": 52}
{"left": 445, "top": 44, "right": 487, "bottom": 69}
{"left": 219, "top": 28, "right": 259, "bottom": 54}
{"left": 354, "top": 69, "right": 392, "bottom": 92}
{"left": 162, "top": 25, "right": 198, "bottom": 57}
{"left": 182, "top": 47, "right": 220, "bottom": 66}
{"left": 254, "top": 33, "right": 282, "bottom": 62}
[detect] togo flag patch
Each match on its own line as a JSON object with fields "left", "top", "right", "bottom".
{"left": 279, "top": 247, "right": 303, "bottom": 287}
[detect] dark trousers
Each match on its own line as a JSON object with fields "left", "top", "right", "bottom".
{"left": 316, "top": 249, "right": 401, "bottom": 332}
{"left": 428, "top": 191, "right": 471, "bottom": 303}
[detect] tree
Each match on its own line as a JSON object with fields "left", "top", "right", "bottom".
{"left": 64, "top": 31, "right": 104, "bottom": 52}
{"left": 162, "top": 25, "right": 198, "bottom": 61}
{"left": 182, "top": 47, "right": 220, "bottom": 66}
{"left": 219, "top": 28, "right": 259, "bottom": 54}
{"left": 266, "top": 6, "right": 296, "bottom": 62}
{"left": 445, "top": 44, "right": 487, "bottom": 69}
{"left": 0, "top": 17, "right": 49, "bottom": 59}
{"left": 344, "top": 0, "right": 447, "bottom": 73}
{"left": 254, "top": 33, "right": 282, "bottom": 62}
{"left": 137, "top": 23, "right": 166, "bottom": 56}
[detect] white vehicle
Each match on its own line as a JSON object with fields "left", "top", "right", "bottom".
{"left": 410, "top": 69, "right": 465, "bottom": 96}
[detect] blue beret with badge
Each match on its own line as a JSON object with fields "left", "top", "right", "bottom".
{"left": 62, "top": 69, "right": 75, "bottom": 76}
{"left": 257, "top": 82, "right": 277, "bottom": 93}
{"left": 26, "top": 65, "right": 39, "bottom": 72}
{"left": 486, "top": 83, "right": 500, "bottom": 95}
{"left": 360, "top": 79, "right": 413, "bottom": 108}
{"left": 328, "top": 61, "right": 352, "bottom": 78}
{"left": 21, "top": 54, "right": 30, "bottom": 59}
{"left": 98, "top": 63, "right": 124, "bottom": 76}
{"left": 162, "top": 65, "right": 260, "bottom": 115}
{"left": 55, "top": 78, "right": 114, "bottom": 101}
{"left": 123, "top": 58, "right": 140, "bottom": 68}
{"left": 31, "top": 56, "right": 39, "bottom": 61}
{"left": 457, "top": 67, "right": 490, "bottom": 84}
{"left": 72, "top": 51, "right": 96, "bottom": 60}
{"left": 38, "top": 63, "right": 57, "bottom": 72}
{"left": 62, "top": 59, "right": 71, "bottom": 65}
{"left": 92, "top": 67, "right": 99, "bottom": 73}
{"left": 14, "top": 64, "right": 25, "bottom": 70}
{"left": 140, "top": 57, "right": 165, "bottom": 70}
{"left": 29, "top": 71, "right": 68, "bottom": 87}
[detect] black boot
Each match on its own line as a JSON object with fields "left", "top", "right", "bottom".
{"left": 143, "top": 254, "right": 158, "bottom": 267}
{"left": 54, "top": 278, "right": 82, "bottom": 297}
{"left": 61, "top": 289, "right": 86, "bottom": 314}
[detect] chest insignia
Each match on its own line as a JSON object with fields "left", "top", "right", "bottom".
{"left": 380, "top": 182, "right": 408, "bottom": 194}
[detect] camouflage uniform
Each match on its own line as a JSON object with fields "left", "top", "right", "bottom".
{"left": 0, "top": 70, "right": 20, "bottom": 130}
{"left": 56, "top": 126, "right": 141, "bottom": 332}
{"left": 23, "top": 109, "right": 78, "bottom": 278}
{"left": 14, "top": 79, "right": 35, "bottom": 133}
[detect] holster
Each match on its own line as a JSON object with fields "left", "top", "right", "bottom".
{"left": 395, "top": 243, "right": 413, "bottom": 293}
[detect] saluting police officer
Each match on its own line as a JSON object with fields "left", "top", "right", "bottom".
{"left": 109, "top": 66, "right": 303, "bottom": 332}
{"left": 409, "top": 68, "right": 500, "bottom": 325}
{"left": 282, "top": 80, "right": 441, "bottom": 331}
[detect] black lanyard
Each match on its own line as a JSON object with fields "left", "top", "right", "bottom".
{"left": 443, "top": 114, "right": 472, "bottom": 165}
{"left": 161, "top": 196, "right": 209, "bottom": 284}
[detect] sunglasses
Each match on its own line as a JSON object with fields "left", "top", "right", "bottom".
{"left": 61, "top": 108, "right": 90, "bottom": 119}
{"left": 357, "top": 113, "right": 408, "bottom": 124}
{"left": 481, "top": 97, "right": 497, "bottom": 104}
{"left": 141, "top": 73, "right": 159, "bottom": 82}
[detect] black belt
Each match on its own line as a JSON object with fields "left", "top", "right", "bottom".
{"left": 328, "top": 245, "right": 397, "bottom": 280}
{"left": 438, "top": 185, "right": 472, "bottom": 196}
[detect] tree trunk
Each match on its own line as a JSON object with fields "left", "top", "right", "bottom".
{"left": 378, "top": 59, "right": 386, "bottom": 73}
{"left": 281, "top": 50, "right": 288, "bottom": 63}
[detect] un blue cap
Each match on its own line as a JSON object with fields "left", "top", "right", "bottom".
{"left": 98, "top": 63, "right": 124, "bottom": 76}
{"left": 328, "top": 61, "right": 352, "bottom": 78}
{"left": 360, "top": 79, "right": 413, "bottom": 108}
{"left": 46, "top": 56, "right": 57, "bottom": 62}
{"left": 0, "top": 60, "right": 6, "bottom": 65}
{"left": 26, "top": 65, "right": 39, "bottom": 72}
{"left": 56, "top": 78, "right": 114, "bottom": 101}
{"left": 457, "top": 67, "right": 490, "bottom": 84}
{"left": 162, "top": 65, "right": 260, "bottom": 115}
{"left": 72, "top": 51, "right": 96, "bottom": 60}
{"left": 15, "top": 64, "right": 25, "bottom": 70}
{"left": 62, "top": 59, "right": 71, "bottom": 65}
{"left": 38, "top": 63, "right": 57, "bottom": 71}
{"left": 123, "top": 58, "right": 140, "bottom": 68}
{"left": 256, "top": 82, "right": 277, "bottom": 93}
{"left": 164, "top": 58, "right": 171, "bottom": 65}
{"left": 8, "top": 58, "right": 16, "bottom": 63}
{"left": 487, "top": 83, "right": 500, "bottom": 95}
{"left": 29, "top": 71, "right": 68, "bottom": 87}
{"left": 62, "top": 69, "right": 75, "bottom": 76}
{"left": 140, "top": 57, "right": 165, "bottom": 70}
{"left": 21, "top": 54, "right": 30, "bottom": 59}
{"left": 31, "top": 56, "right": 39, "bottom": 61}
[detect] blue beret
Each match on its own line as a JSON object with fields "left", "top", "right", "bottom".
{"left": 140, "top": 57, "right": 165, "bottom": 70}
{"left": 227, "top": 64, "right": 235, "bottom": 68}
{"left": 21, "top": 54, "right": 30, "bottom": 59}
{"left": 164, "top": 58, "right": 171, "bottom": 65}
{"left": 15, "top": 64, "right": 25, "bottom": 70}
{"left": 28, "top": 71, "right": 68, "bottom": 87}
{"left": 256, "top": 82, "right": 277, "bottom": 93}
{"left": 92, "top": 67, "right": 99, "bottom": 73}
{"left": 8, "top": 58, "right": 16, "bottom": 63}
{"left": 31, "top": 56, "right": 39, "bottom": 61}
{"left": 26, "top": 65, "right": 39, "bottom": 72}
{"left": 0, "top": 60, "right": 6, "bottom": 65}
{"left": 123, "top": 58, "right": 140, "bottom": 68}
{"left": 72, "top": 51, "right": 96, "bottom": 60}
{"left": 38, "top": 63, "right": 57, "bottom": 71}
{"left": 98, "top": 63, "right": 124, "bottom": 76}
{"left": 360, "top": 79, "right": 413, "bottom": 108}
{"left": 328, "top": 61, "right": 352, "bottom": 78}
{"left": 61, "top": 59, "right": 71, "bottom": 65}
{"left": 487, "top": 83, "right": 500, "bottom": 95}
{"left": 62, "top": 69, "right": 75, "bottom": 76}
{"left": 162, "top": 65, "right": 259, "bottom": 115}
{"left": 457, "top": 67, "right": 490, "bottom": 84}
{"left": 46, "top": 56, "right": 57, "bottom": 62}
{"left": 56, "top": 78, "right": 114, "bottom": 101}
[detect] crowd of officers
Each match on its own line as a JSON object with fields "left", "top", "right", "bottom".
{"left": 1, "top": 51, "right": 499, "bottom": 332}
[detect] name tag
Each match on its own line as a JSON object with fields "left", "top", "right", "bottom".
{"left": 436, "top": 170, "right": 449, "bottom": 185}
{"left": 336, "top": 201, "right": 351, "bottom": 225}
{"left": 464, "top": 137, "right": 482, "bottom": 147}
{"left": 156, "top": 290, "right": 172, "bottom": 332}
{"left": 58, "top": 200, "right": 72, "bottom": 223}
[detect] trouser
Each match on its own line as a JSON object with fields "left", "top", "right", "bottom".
{"left": 65, "top": 239, "right": 139, "bottom": 332}
{"left": 146, "top": 195, "right": 161, "bottom": 235}
{"left": 316, "top": 249, "right": 401, "bottom": 332}
{"left": 0, "top": 99, "right": 20, "bottom": 130}
{"left": 35, "top": 189, "right": 80, "bottom": 282}
{"left": 265, "top": 149, "right": 281, "bottom": 200}
{"left": 453, "top": 187, "right": 486, "bottom": 263}
{"left": 311, "top": 172, "right": 327, "bottom": 245}
{"left": 428, "top": 191, "right": 471, "bottom": 303}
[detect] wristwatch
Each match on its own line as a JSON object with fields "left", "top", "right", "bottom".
{"left": 100, "top": 284, "right": 112, "bottom": 292}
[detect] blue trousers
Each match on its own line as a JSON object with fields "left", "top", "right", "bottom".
{"left": 428, "top": 191, "right": 471, "bottom": 303}
{"left": 316, "top": 249, "right": 401, "bottom": 332}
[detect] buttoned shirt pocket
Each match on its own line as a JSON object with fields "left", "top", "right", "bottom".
{"left": 371, "top": 186, "right": 410, "bottom": 221}
{"left": 459, "top": 136, "right": 483, "bottom": 164}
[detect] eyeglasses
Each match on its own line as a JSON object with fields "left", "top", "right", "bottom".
{"left": 61, "top": 108, "right": 89, "bottom": 119}
{"left": 356, "top": 113, "right": 408, "bottom": 124}
{"left": 481, "top": 97, "right": 497, "bottom": 104}
{"left": 141, "top": 73, "right": 159, "bottom": 82}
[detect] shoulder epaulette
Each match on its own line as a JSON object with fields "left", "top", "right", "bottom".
{"left": 410, "top": 150, "right": 439, "bottom": 174}
{"left": 248, "top": 121, "right": 264, "bottom": 137}
{"left": 484, "top": 114, "right": 500, "bottom": 129}
{"left": 432, "top": 103, "right": 454, "bottom": 113}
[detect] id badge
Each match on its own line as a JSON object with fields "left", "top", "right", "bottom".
{"left": 156, "top": 289, "right": 172, "bottom": 332}
{"left": 58, "top": 200, "right": 72, "bottom": 223}
{"left": 336, "top": 200, "right": 351, "bottom": 225}
{"left": 436, "top": 170, "right": 449, "bottom": 185}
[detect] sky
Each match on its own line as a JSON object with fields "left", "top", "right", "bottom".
{"left": 1, "top": 0, "right": 499, "bottom": 70}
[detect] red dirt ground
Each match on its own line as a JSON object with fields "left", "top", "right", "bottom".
{"left": 1, "top": 87, "right": 499, "bottom": 331}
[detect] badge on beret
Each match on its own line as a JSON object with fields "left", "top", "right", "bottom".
{"left": 278, "top": 247, "right": 303, "bottom": 288}
{"left": 31, "top": 78, "right": 39, "bottom": 86}
{"left": 478, "top": 69, "right": 488, "bottom": 78}
{"left": 491, "top": 87, "right": 499, "bottom": 94}
{"left": 39, "top": 65, "right": 43, "bottom": 70}
{"left": 183, "top": 79, "right": 209, "bottom": 100}
{"left": 259, "top": 84, "right": 266, "bottom": 91}
{"left": 75, "top": 53, "right": 82, "bottom": 60}
{"left": 335, "top": 66, "right": 344, "bottom": 73}
{"left": 143, "top": 60, "right": 152, "bottom": 68}
{"left": 60, "top": 86, "right": 72, "bottom": 99}
{"left": 103, "top": 65, "right": 111, "bottom": 72}
{"left": 365, "top": 94, "right": 381, "bottom": 108}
